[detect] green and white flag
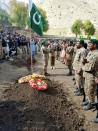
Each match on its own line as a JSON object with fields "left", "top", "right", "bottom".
{"left": 28, "top": 0, "right": 43, "bottom": 36}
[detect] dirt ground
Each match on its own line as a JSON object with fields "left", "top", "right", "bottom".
{"left": 0, "top": 81, "right": 84, "bottom": 131}
{"left": 0, "top": 55, "right": 98, "bottom": 131}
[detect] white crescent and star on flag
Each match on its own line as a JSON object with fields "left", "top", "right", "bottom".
{"left": 33, "top": 12, "right": 41, "bottom": 25}
{"left": 28, "top": 0, "right": 42, "bottom": 25}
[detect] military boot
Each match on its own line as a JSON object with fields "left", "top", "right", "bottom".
{"left": 74, "top": 88, "right": 83, "bottom": 96}
{"left": 69, "top": 71, "right": 72, "bottom": 76}
{"left": 74, "top": 87, "right": 79, "bottom": 93}
{"left": 66, "top": 71, "right": 73, "bottom": 76}
{"left": 44, "top": 72, "right": 50, "bottom": 76}
{"left": 81, "top": 100, "right": 89, "bottom": 107}
{"left": 92, "top": 118, "right": 98, "bottom": 123}
{"left": 83, "top": 102, "right": 93, "bottom": 110}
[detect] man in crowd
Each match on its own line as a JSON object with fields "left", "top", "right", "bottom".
{"left": 31, "top": 35, "right": 38, "bottom": 60}
{"left": 0, "top": 30, "right": 31, "bottom": 60}
{"left": 20, "top": 35, "right": 28, "bottom": 55}
{"left": 55, "top": 41, "right": 61, "bottom": 60}
{"left": 49, "top": 41, "right": 56, "bottom": 70}
{"left": 73, "top": 40, "right": 87, "bottom": 96}
{"left": 0, "top": 37, "right": 3, "bottom": 60}
{"left": 82, "top": 40, "right": 98, "bottom": 110}
{"left": 65, "top": 41, "right": 74, "bottom": 75}
{"left": 41, "top": 40, "right": 50, "bottom": 76}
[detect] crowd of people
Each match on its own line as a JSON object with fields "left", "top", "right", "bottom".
{"left": 0, "top": 29, "right": 98, "bottom": 122}
{"left": 0, "top": 30, "right": 39, "bottom": 61}
{"left": 41, "top": 38, "right": 98, "bottom": 122}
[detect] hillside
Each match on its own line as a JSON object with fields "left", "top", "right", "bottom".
{"left": 38, "top": 0, "right": 98, "bottom": 36}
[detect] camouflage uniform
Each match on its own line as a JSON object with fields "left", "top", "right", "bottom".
{"left": 49, "top": 46, "right": 56, "bottom": 68}
{"left": 73, "top": 47, "right": 87, "bottom": 91}
{"left": 83, "top": 50, "right": 98, "bottom": 103}
{"left": 73, "top": 45, "right": 77, "bottom": 60}
{"left": 66, "top": 46, "right": 74, "bottom": 75}
{"left": 0, "top": 39, "right": 3, "bottom": 59}
{"left": 41, "top": 45, "right": 49, "bottom": 75}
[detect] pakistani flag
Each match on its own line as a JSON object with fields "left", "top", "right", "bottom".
{"left": 29, "top": 0, "right": 43, "bottom": 36}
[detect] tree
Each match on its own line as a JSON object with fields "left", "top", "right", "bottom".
{"left": 83, "top": 20, "right": 95, "bottom": 38}
{"left": 10, "top": 0, "right": 49, "bottom": 32}
{"left": 10, "top": 0, "right": 28, "bottom": 28}
{"left": 71, "top": 20, "right": 83, "bottom": 37}
{"left": 37, "top": 7, "right": 49, "bottom": 32}
{"left": 0, "top": 8, "right": 11, "bottom": 26}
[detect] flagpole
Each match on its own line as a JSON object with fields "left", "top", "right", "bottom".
{"left": 28, "top": 0, "right": 43, "bottom": 74}
{"left": 30, "top": 30, "right": 33, "bottom": 74}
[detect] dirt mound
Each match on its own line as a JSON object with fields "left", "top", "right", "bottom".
{"left": 0, "top": 81, "right": 84, "bottom": 131}
{"left": 10, "top": 57, "right": 35, "bottom": 67}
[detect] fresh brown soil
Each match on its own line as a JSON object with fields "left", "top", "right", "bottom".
{"left": 0, "top": 81, "right": 84, "bottom": 131}
{"left": 10, "top": 56, "right": 36, "bottom": 68}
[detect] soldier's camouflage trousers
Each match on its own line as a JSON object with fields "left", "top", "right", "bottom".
{"left": 75, "top": 70, "right": 84, "bottom": 90}
{"left": 68, "top": 64, "right": 73, "bottom": 74}
{"left": 43, "top": 56, "right": 49, "bottom": 73}
{"left": 84, "top": 75, "right": 96, "bottom": 103}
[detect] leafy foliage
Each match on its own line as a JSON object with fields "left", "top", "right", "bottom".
{"left": 10, "top": 0, "right": 28, "bottom": 28}
{"left": 71, "top": 19, "right": 83, "bottom": 37}
{"left": 71, "top": 19, "right": 95, "bottom": 38}
{"left": 0, "top": 8, "right": 11, "bottom": 26}
{"left": 83, "top": 20, "right": 95, "bottom": 38}
{"left": 9, "top": 0, "right": 49, "bottom": 32}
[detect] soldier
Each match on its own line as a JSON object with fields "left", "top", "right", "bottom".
{"left": 0, "top": 38, "right": 3, "bottom": 60}
{"left": 73, "top": 40, "right": 87, "bottom": 96}
{"left": 55, "top": 41, "right": 61, "bottom": 60}
{"left": 49, "top": 42, "right": 56, "bottom": 70}
{"left": 82, "top": 40, "right": 98, "bottom": 110}
{"left": 65, "top": 41, "right": 74, "bottom": 75}
{"left": 60, "top": 40, "right": 66, "bottom": 64}
{"left": 41, "top": 40, "right": 50, "bottom": 76}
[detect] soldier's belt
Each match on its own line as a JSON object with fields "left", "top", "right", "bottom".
{"left": 85, "top": 71, "right": 94, "bottom": 74}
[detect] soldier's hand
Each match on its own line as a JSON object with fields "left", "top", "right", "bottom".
{"left": 76, "top": 70, "right": 82, "bottom": 75}
{"left": 82, "top": 59, "right": 88, "bottom": 65}
{"left": 95, "top": 77, "right": 98, "bottom": 84}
